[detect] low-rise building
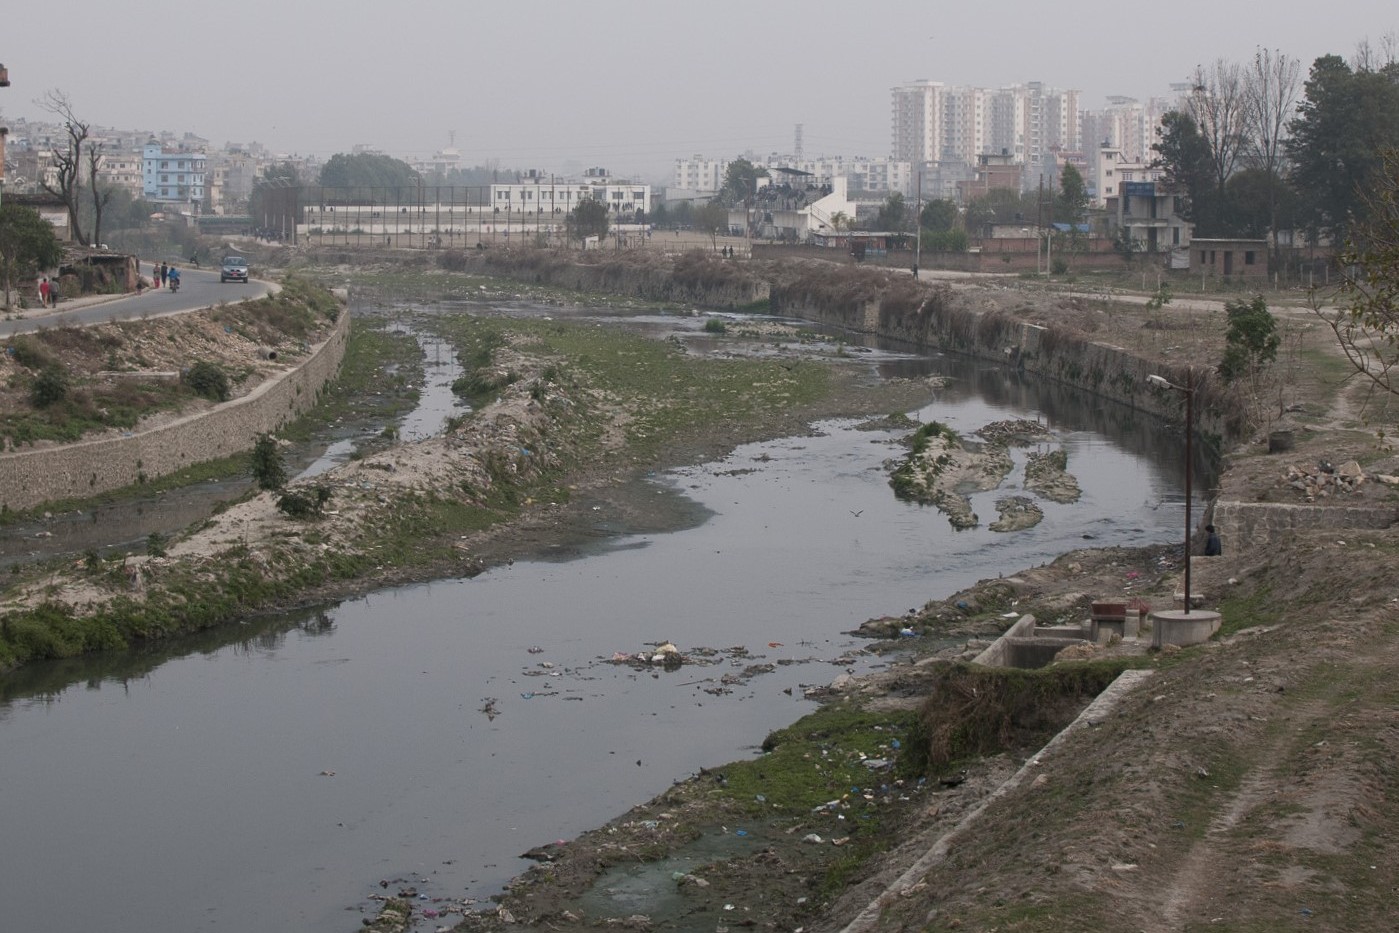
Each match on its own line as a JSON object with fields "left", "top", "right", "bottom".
{"left": 957, "top": 151, "right": 1021, "bottom": 204}
{"left": 1190, "top": 238, "right": 1268, "bottom": 279}
{"left": 1108, "top": 177, "right": 1191, "bottom": 256}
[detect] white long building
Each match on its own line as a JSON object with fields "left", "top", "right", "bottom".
{"left": 672, "top": 155, "right": 913, "bottom": 197}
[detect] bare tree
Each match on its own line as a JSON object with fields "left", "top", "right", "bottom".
{"left": 35, "top": 89, "right": 92, "bottom": 245}
{"left": 86, "top": 142, "right": 114, "bottom": 247}
{"left": 1185, "top": 61, "right": 1248, "bottom": 216}
{"left": 1318, "top": 148, "right": 1399, "bottom": 416}
{"left": 1242, "top": 48, "right": 1301, "bottom": 265}
{"left": 1351, "top": 32, "right": 1399, "bottom": 71}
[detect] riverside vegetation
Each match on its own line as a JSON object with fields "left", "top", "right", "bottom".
{"left": 1, "top": 282, "right": 927, "bottom": 671}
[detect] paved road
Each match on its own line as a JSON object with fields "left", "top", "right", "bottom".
{"left": 1, "top": 267, "right": 273, "bottom": 338}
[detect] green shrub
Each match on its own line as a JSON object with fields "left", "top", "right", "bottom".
{"left": 31, "top": 366, "right": 69, "bottom": 407}
{"left": 250, "top": 434, "right": 287, "bottom": 490}
{"left": 8, "top": 336, "right": 55, "bottom": 370}
{"left": 184, "top": 361, "right": 231, "bottom": 402}
{"left": 277, "top": 485, "right": 332, "bottom": 519}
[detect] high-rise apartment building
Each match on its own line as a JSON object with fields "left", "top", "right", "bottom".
{"left": 891, "top": 80, "right": 1079, "bottom": 194}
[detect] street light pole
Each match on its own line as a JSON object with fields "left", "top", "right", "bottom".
{"left": 914, "top": 165, "right": 922, "bottom": 279}
{"left": 1148, "top": 373, "right": 1194, "bottom": 615}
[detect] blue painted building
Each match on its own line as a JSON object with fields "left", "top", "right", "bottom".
{"left": 143, "top": 141, "right": 206, "bottom": 205}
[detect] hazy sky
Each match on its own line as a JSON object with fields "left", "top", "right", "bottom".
{"left": 3, "top": 1, "right": 1395, "bottom": 182}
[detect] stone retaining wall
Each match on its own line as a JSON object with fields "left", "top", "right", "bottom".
{"left": 1211, "top": 500, "right": 1399, "bottom": 553}
{"left": 0, "top": 309, "right": 351, "bottom": 512}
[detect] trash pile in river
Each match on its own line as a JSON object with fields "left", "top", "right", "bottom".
{"left": 610, "top": 640, "right": 688, "bottom": 671}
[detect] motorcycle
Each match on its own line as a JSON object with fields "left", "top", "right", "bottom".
{"left": 169, "top": 277, "right": 180, "bottom": 294}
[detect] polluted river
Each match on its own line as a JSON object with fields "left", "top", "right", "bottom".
{"left": 0, "top": 301, "right": 1195, "bottom": 932}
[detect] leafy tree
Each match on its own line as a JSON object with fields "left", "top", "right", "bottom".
{"left": 1288, "top": 55, "right": 1399, "bottom": 243}
{"left": 0, "top": 204, "right": 65, "bottom": 308}
{"left": 717, "top": 158, "right": 767, "bottom": 207}
{"left": 565, "top": 198, "right": 610, "bottom": 243}
{"left": 1154, "top": 111, "right": 1220, "bottom": 233}
{"left": 250, "top": 434, "right": 287, "bottom": 491}
{"left": 694, "top": 201, "right": 730, "bottom": 250}
{"left": 79, "top": 186, "right": 155, "bottom": 234}
{"left": 1219, "top": 295, "right": 1282, "bottom": 428}
{"left": 1224, "top": 168, "right": 1298, "bottom": 239}
{"left": 876, "top": 193, "right": 909, "bottom": 232}
{"left": 1054, "top": 164, "right": 1091, "bottom": 258}
{"left": 146, "top": 532, "right": 168, "bottom": 558}
{"left": 650, "top": 202, "right": 669, "bottom": 228}
{"left": 1322, "top": 148, "right": 1399, "bottom": 409}
{"left": 923, "top": 229, "right": 968, "bottom": 252}
{"left": 318, "top": 152, "right": 419, "bottom": 190}
{"left": 920, "top": 198, "right": 958, "bottom": 232}
{"left": 963, "top": 189, "right": 1037, "bottom": 236}
{"left": 1219, "top": 295, "right": 1280, "bottom": 382}
{"left": 1055, "top": 164, "right": 1089, "bottom": 225}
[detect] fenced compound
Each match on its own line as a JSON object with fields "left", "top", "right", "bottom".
{"left": 255, "top": 185, "right": 657, "bottom": 250}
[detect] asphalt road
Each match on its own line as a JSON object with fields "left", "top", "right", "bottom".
{"left": 1, "top": 267, "right": 273, "bottom": 338}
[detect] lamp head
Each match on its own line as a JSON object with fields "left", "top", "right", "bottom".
{"left": 1147, "top": 374, "right": 1170, "bottom": 389}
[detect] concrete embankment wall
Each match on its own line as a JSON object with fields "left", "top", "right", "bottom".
{"left": 433, "top": 248, "right": 1241, "bottom": 437}
{"left": 0, "top": 310, "right": 351, "bottom": 512}
{"left": 970, "top": 614, "right": 1039, "bottom": 667}
{"left": 768, "top": 277, "right": 1240, "bottom": 440}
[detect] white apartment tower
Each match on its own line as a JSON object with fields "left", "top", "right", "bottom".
{"left": 672, "top": 157, "right": 728, "bottom": 194}
{"left": 892, "top": 80, "right": 1080, "bottom": 192}
{"left": 891, "top": 80, "right": 948, "bottom": 165}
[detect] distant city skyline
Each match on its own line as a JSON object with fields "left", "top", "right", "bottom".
{"left": 3, "top": 1, "right": 1395, "bottom": 183}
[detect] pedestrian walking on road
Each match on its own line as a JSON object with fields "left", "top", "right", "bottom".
{"left": 160, "top": 262, "right": 168, "bottom": 288}
{"left": 38, "top": 277, "right": 50, "bottom": 307}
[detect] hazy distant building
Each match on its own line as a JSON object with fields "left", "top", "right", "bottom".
{"left": 673, "top": 156, "right": 727, "bottom": 194}
{"left": 674, "top": 154, "right": 912, "bottom": 198}
{"left": 891, "top": 79, "right": 1079, "bottom": 192}
{"left": 100, "top": 151, "right": 145, "bottom": 197}
{"left": 957, "top": 151, "right": 1022, "bottom": 204}
{"left": 489, "top": 179, "right": 650, "bottom": 218}
{"left": 1079, "top": 95, "right": 1175, "bottom": 167}
{"left": 143, "top": 140, "right": 206, "bottom": 206}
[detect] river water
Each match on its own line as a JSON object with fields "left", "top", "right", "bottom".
{"left": 0, "top": 309, "right": 1194, "bottom": 932}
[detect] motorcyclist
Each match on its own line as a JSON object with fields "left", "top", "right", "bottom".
{"left": 168, "top": 265, "right": 182, "bottom": 291}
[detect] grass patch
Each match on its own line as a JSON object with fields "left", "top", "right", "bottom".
{"left": 1214, "top": 582, "right": 1277, "bottom": 637}
{"left": 903, "top": 661, "right": 1131, "bottom": 774}
{"left": 276, "top": 319, "right": 421, "bottom": 443}
{"left": 428, "top": 312, "right": 833, "bottom": 464}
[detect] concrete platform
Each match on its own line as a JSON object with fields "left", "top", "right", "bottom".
{"left": 1150, "top": 609, "right": 1222, "bottom": 647}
